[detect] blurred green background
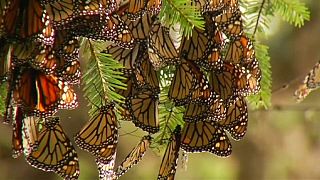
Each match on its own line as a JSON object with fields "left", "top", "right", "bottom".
{"left": 1, "top": 0, "right": 320, "bottom": 179}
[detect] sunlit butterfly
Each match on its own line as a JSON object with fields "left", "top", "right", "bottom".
{"left": 148, "top": 21, "right": 179, "bottom": 69}
{"left": 96, "top": 153, "right": 117, "bottom": 180}
{"left": 12, "top": 65, "right": 78, "bottom": 117}
{"left": 75, "top": 103, "right": 118, "bottom": 164}
{"left": 1, "top": 0, "right": 54, "bottom": 43}
{"left": 134, "top": 52, "right": 160, "bottom": 93}
{"left": 116, "top": 135, "right": 151, "bottom": 177}
{"left": 126, "top": 88, "right": 159, "bottom": 133}
{"left": 21, "top": 116, "right": 40, "bottom": 156}
{"left": 42, "top": 0, "right": 77, "bottom": 27}
{"left": 157, "top": 125, "right": 181, "bottom": 180}
{"left": 11, "top": 106, "right": 24, "bottom": 158}
{"left": 219, "top": 97, "right": 248, "bottom": 140}
{"left": 25, "top": 117, "right": 80, "bottom": 180}
{"left": 213, "top": 8, "right": 243, "bottom": 37}
{"left": 181, "top": 120, "right": 232, "bottom": 157}
{"left": 294, "top": 60, "right": 320, "bottom": 101}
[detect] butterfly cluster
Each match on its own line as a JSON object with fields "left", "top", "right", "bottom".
{"left": 0, "top": 0, "right": 261, "bottom": 179}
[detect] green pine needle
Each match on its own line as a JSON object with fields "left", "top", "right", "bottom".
{"left": 82, "top": 40, "right": 127, "bottom": 115}
{"left": 159, "top": 0, "right": 205, "bottom": 37}
{"left": 271, "top": 0, "right": 310, "bottom": 27}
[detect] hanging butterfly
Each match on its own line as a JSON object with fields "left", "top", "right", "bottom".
{"left": 25, "top": 116, "right": 80, "bottom": 180}
{"left": 168, "top": 59, "right": 195, "bottom": 105}
{"left": 122, "top": 0, "right": 161, "bottom": 20}
{"left": 209, "top": 62, "right": 238, "bottom": 103}
{"left": 212, "top": 8, "right": 243, "bottom": 38}
{"left": 203, "top": 0, "right": 238, "bottom": 13}
{"left": 120, "top": 10, "right": 155, "bottom": 42}
{"left": 169, "top": 59, "right": 211, "bottom": 105}
{"left": 148, "top": 21, "right": 180, "bottom": 70}
{"left": 219, "top": 97, "right": 248, "bottom": 140}
{"left": 126, "top": 88, "right": 159, "bottom": 133}
{"left": 157, "top": 125, "right": 181, "bottom": 180}
{"left": 99, "top": 14, "right": 135, "bottom": 49}
{"left": 304, "top": 60, "right": 320, "bottom": 89}
{"left": 41, "top": 0, "right": 78, "bottom": 28}
{"left": 183, "top": 97, "right": 225, "bottom": 122}
{"left": 75, "top": 103, "right": 118, "bottom": 164}
{"left": 12, "top": 65, "right": 78, "bottom": 117}
{"left": 294, "top": 60, "right": 320, "bottom": 101}
{"left": 116, "top": 135, "right": 151, "bottom": 177}
{"left": 181, "top": 120, "right": 232, "bottom": 157}
{"left": 179, "top": 26, "right": 216, "bottom": 70}
{"left": 11, "top": 106, "right": 24, "bottom": 158}
{"left": 96, "top": 153, "right": 117, "bottom": 180}
{"left": 233, "top": 63, "right": 261, "bottom": 96}
{"left": 1, "top": 0, "right": 54, "bottom": 44}
{"left": 21, "top": 116, "right": 40, "bottom": 157}
{"left": 11, "top": 40, "right": 37, "bottom": 66}
{"left": 134, "top": 52, "right": 160, "bottom": 93}
{"left": 53, "top": 29, "right": 80, "bottom": 61}
{"left": 223, "top": 34, "right": 255, "bottom": 64}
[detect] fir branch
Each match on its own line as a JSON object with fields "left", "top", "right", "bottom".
{"left": 247, "top": 43, "right": 272, "bottom": 109}
{"left": 241, "top": 0, "right": 273, "bottom": 36}
{"left": 159, "top": 0, "right": 205, "bottom": 37}
{"left": 271, "top": 0, "right": 310, "bottom": 27}
{"left": 0, "top": 82, "right": 7, "bottom": 115}
{"left": 82, "top": 40, "right": 126, "bottom": 115}
{"left": 151, "top": 68, "right": 184, "bottom": 151}
{"left": 253, "top": 0, "right": 266, "bottom": 36}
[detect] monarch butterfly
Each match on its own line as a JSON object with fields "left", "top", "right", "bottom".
{"left": 183, "top": 98, "right": 225, "bottom": 122}
{"left": 25, "top": 117, "right": 80, "bottom": 180}
{"left": 183, "top": 101, "right": 209, "bottom": 122}
{"left": 148, "top": 22, "right": 180, "bottom": 69}
{"left": 294, "top": 60, "right": 320, "bottom": 101}
{"left": 2, "top": 0, "right": 54, "bottom": 43}
{"left": 126, "top": 88, "right": 159, "bottom": 133}
{"left": 181, "top": 120, "right": 232, "bottom": 157}
{"left": 157, "top": 125, "right": 181, "bottom": 180}
{"left": 121, "top": 10, "right": 155, "bottom": 42}
{"left": 100, "top": 14, "right": 135, "bottom": 49}
{"left": 219, "top": 97, "right": 248, "bottom": 140}
{"left": 11, "top": 106, "right": 24, "bottom": 158}
{"left": 11, "top": 41, "right": 37, "bottom": 65}
{"left": 21, "top": 116, "right": 40, "bottom": 156}
{"left": 209, "top": 62, "right": 237, "bottom": 102}
{"left": 213, "top": 8, "right": 243, "bottom": 37}
{"left": 204, "top": 0, "right": 238, "bottom": 12}
{"left": 188, "top": 62, "right": 214, "bottom": 103}
{"left": 305, "top": 61, "right": 320, "bottom": 89}
{"left": 75, "top": 104, "right": 118, "bottom": 164}
{"left": 96, "top": 153, "right": 117, "bottom": 180}
{"left": 168, "top": 59, "right": 194, "bottom": 105}
{"left": 180, "top": 26, "right": 215, "bottom": 69}
{"left": 234, "top": 64, "right": 261, "bottom": 96}
{"left": 224, "top": 35, "right": 255, "bottom": 64}
{"left": 134, "top": 52, "right": 160, "bottom": 93}
{"left": 12, "top": 65, "right": 78, "bottom": 117}
{"left": 116, "top": 135, "right": 151, "bottom": 177}
{"left": 203, "top": 0, "right": 224, "bottom": 12}
{"left": 54, "top": 29, "right": 80, "bottom": 61}
{"left": 42, "top": 0, "right": 77, "bottom": 27}
{"left": 57, "top": 59, "right": 81, "bottom": 84}
{"left": 126, "top": 0, "right": 148, "bottom": 20}
{"left": 146, "top": 0, "right": 162, "bottom": 15}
